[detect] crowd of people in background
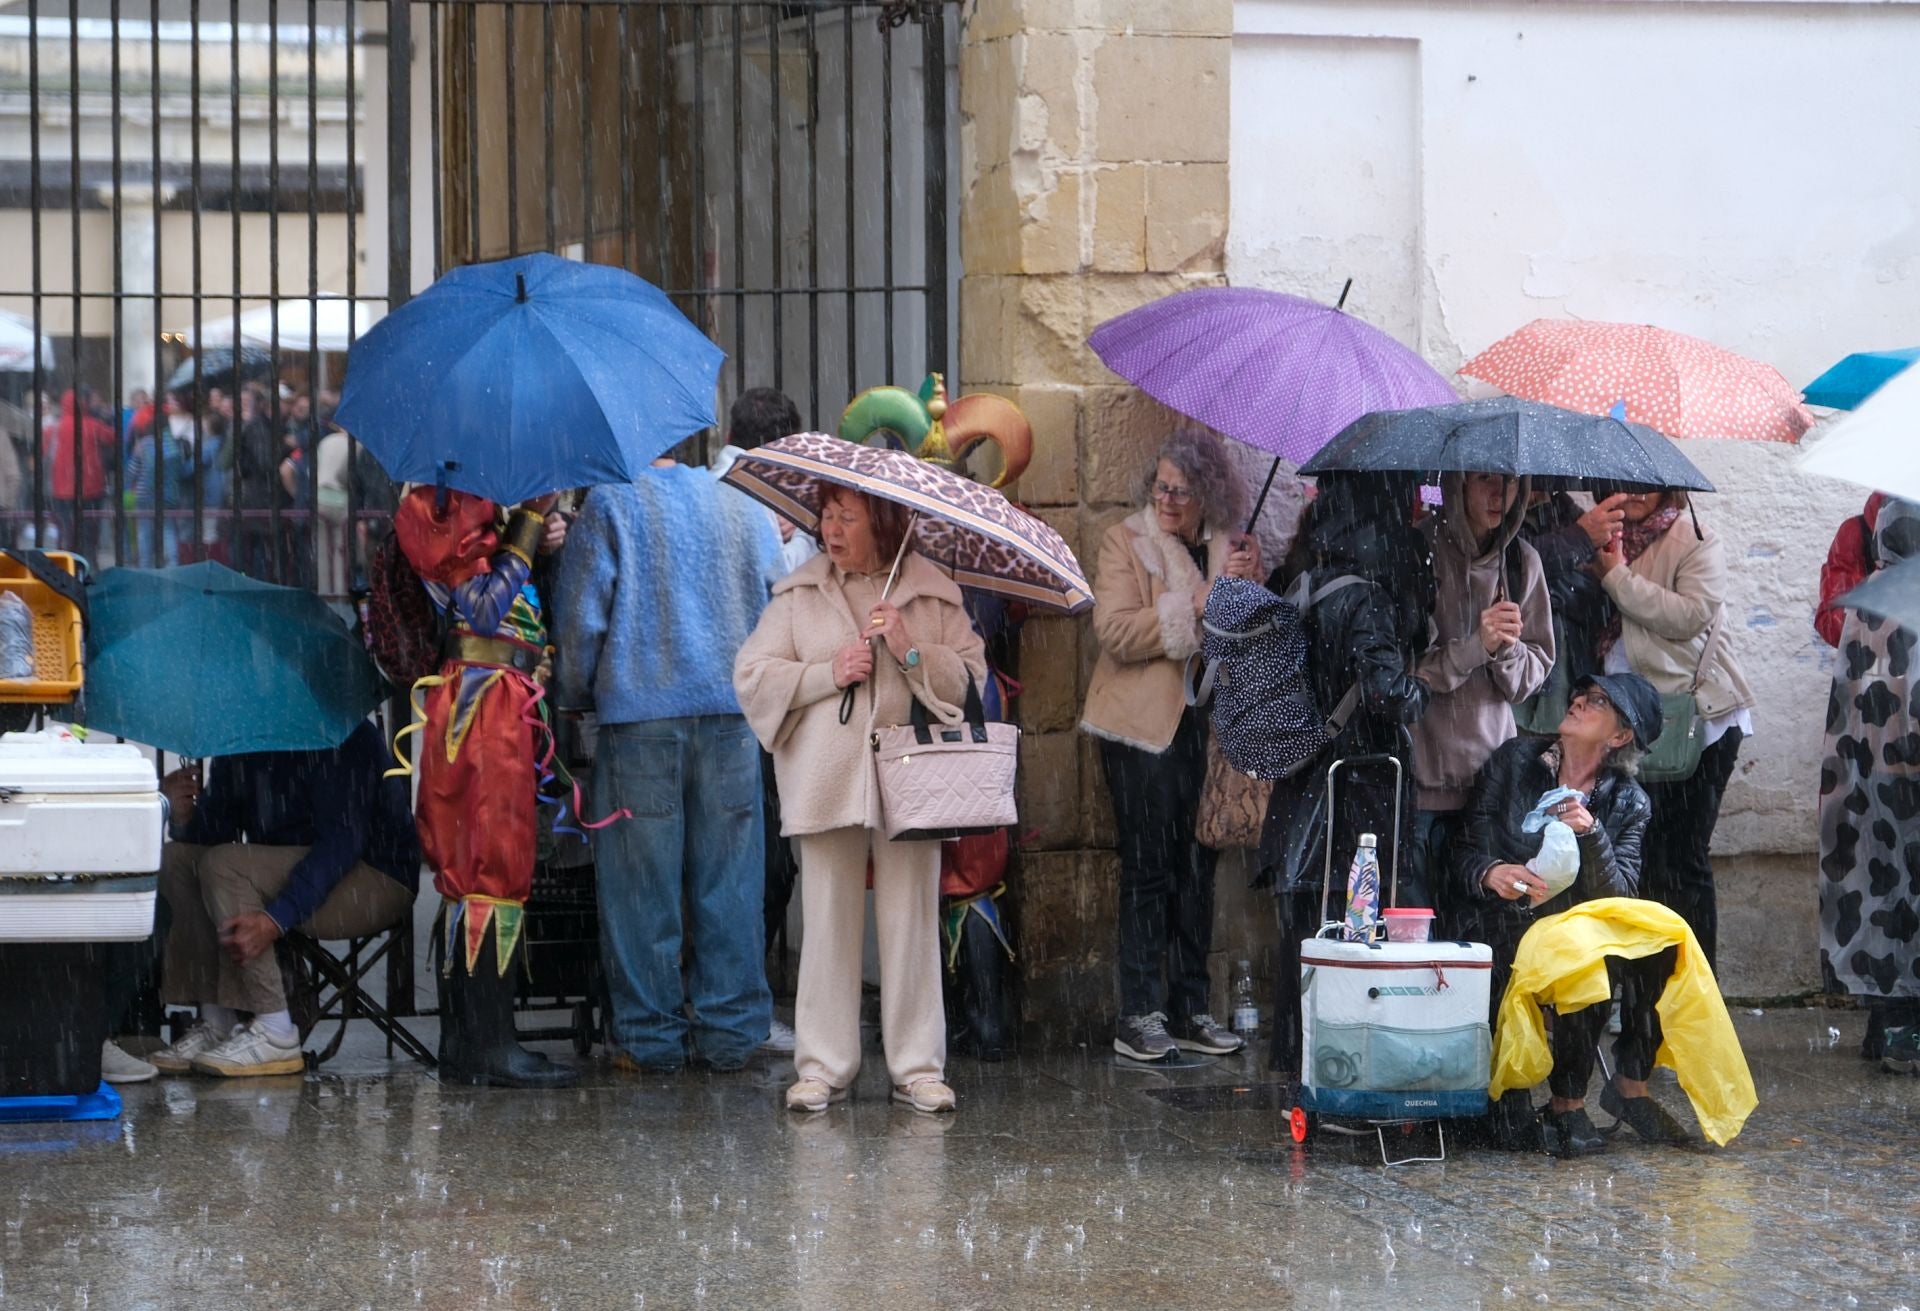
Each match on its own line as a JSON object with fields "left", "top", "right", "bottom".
{"left": 1, "top": 378, "right": 393, "bottom": 591}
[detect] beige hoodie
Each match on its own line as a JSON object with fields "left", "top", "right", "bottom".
{"left": 1410, "top": 473, "right": 1555, "bottom": 811}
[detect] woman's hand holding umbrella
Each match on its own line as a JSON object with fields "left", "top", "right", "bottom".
{"left": 833, "top": 641, "right": 875, "bottom": 689}
{"left": 1480, "top": 601, "right": 1524, "bottom": 654}
{"left": 867, "top": 600, "right": 914, "bottom": 667}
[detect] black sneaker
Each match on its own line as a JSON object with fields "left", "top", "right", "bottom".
{"left": 1541, "top": 1106, "right": 1606, "bottom": 1157}
{"left": 1599, "top": 1083, "right": 1694, "bottom": 1143}
{"left": 1170, "top": 1012, "right": 1245, "bottom": 1055}
{"left": 1114, "top": 1012, "right": 1176, "bottom": 1062}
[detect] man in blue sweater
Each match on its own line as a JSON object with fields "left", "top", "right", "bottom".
{"left": 146, "top": 720, "right": 420, "bottom": 1077}
{"left": 553, "top": 460, "right": 783, "bottom": 1071}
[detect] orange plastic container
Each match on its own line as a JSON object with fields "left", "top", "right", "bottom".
{"left": 0, "top": 551, "right": 83, "bottom": 704}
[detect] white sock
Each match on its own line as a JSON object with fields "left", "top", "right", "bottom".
{"left": 201, "top": 1004, "right": 240, "bottom": 1034}
{"left": 254, "top": 1010, "right": 298, "bottom": 1046}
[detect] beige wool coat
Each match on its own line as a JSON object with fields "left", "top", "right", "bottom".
{"left": 1600, "top": 514, "right": 1754, "bottom": 719}
{"left": 1079, "top": 508, "right": 1234, "bottom": 754}
{"left": 734, "top": 551, "right": 988, "bottom": 836}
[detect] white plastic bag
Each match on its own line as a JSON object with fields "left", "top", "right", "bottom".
{"left": 1521, "top": 785, "right": 1583, "bottom": 900}
{"left": 0, "top": 591, "right": 34, "bottom": 681}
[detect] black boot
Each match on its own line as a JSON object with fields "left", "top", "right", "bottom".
{"left": 438, "top": 923, "right": 579, "bottom": 1089}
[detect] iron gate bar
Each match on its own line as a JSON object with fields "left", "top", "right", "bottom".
{"left": 392, "top": 0, "right": 418, "bottom": 309}
{"left": 881, "top": 15, "right": 893, "bottom": 381}
{"left": 653, "top": 3, "right": 670, "bottom": 315}
{"left": 619, "top": 1, "right": 635, "bottom": 272}
{"left": 228, "top": 0, "right": 244, "bottom": 553}
{"left": 805, "top": 3, "right": 818, "bottom": 428}
{"left": 147, "top": 0, "right": 163, "bottom": 561}
{"left": 921, "top": 0, "right": 945, "bottom": 379}
{"left": 28, "top": 0, "right": 41, "bottom": 539}
{"left": 267, "top": 0, "right": 283, "bottom": 584}
{"left": 110, "top": 0, "right": 125, "bottom": 560}
{"left": 69, "top": 0, "right": 83, "bottom": 557}
{"left": 429, "top": 1, "right": 444, "bottom": 279}
{"left": 578, "top": 5, "right": 592, "bottom": 257}
{"left": 346, "top": 0, "right": 361, "bottom": 569}
{"left": 504, "top": 3, "right": 518, "bottom": 253}
{"left": 767, "top": 1, "right": 782, "bottom": 393}
{"left": 464, "top": 4, "right": 478, "bottom": 262}
{"left": 842, "top": 6, "right": 854, "bottom": 420}
{"left": 542, "top": 1, "right": 556, "bottom": 256}
{"left": 728, "top": 0, "right": 743, "bottom": 393}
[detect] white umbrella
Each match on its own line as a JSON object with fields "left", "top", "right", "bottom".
{"left": 181, "top": 295, "right": 381, "bottom": 354}
{"left": 0, "top": 307, "right": 54, "bottom": 372}
{"left": 1798, "top": 361, "right": 1920, "bottom": 501}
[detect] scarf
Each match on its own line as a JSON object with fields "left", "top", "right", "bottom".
{"left": 1596, "top": 500, "right": 1682, "bottom": 659}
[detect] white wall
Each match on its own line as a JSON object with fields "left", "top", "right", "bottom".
{"left": 1228, "top": 0, "right": 1920, "bottom": 872}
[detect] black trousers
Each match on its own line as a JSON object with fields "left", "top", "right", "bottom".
{"left": 1101, "top": 710, "right": 1218, "bottom": 1021}
{"left": 1641, "top": 727, "right": 1743, "bottom": 972}
{"left": 759, "top": 751, "right": 798, "bottom": 954}
{"left": 1271, "top": 889, "right": 1320, "bottom": 1075}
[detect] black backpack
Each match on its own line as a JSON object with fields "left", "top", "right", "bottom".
{"left": 1184, "top": 574, "right": 1364, "bottom": 780}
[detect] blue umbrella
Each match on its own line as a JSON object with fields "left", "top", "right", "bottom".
{"left": 1803, "top": 347, "right": 1920, "bottom": 411}
{"left": 332, "top": 253, "right": 725, "bottom": 505}
{"left": 83, "top": 562, "right": 384, "bottom": 758}
{"left": 1299, "top": 397, "right": 1714, "bottom": 491}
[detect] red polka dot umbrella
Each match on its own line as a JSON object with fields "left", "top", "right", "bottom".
{"left": 1460, "top": 319, "right": 1814, "bottom": 444}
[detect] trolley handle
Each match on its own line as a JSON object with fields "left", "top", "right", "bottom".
{"left": 1316, "top": 753, "right": 1406, "bottom": 931}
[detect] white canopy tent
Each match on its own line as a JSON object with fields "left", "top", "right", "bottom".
{"left": 0, "top": 308, "right": 55, "bottom": 373}
{"left": 178, "top": 295, "right": 382, "bottom": 355}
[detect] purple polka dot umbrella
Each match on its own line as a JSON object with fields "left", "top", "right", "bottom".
{"left": 1087, "top": 286, "right": 1461, "bottom": 467}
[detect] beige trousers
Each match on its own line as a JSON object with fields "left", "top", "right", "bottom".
{"left": 792, "top": 826, "right": 945, "bottom": 1089}
{"left": 158, "top": 842, "right": 414, "bottom": 1014}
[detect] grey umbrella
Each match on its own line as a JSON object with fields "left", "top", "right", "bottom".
{"left": 1299, "top": 397, "right": 1715, "bottom": 492}
{"left": 1838, "top": 557, "right": 1920, "bottom": 632}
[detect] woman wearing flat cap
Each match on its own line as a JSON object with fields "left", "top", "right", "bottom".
{"left": 1449, "top": 670, "right": 1695, "bottom": 1156}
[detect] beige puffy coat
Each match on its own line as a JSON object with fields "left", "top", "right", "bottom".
{"left": 1600, "top": 513, "right": 1753, "bottom": 719}
{"left": 1079, "top": 508, "right": 1233, "bottom": 754}
{"left": 733, "top": 551, "right": 987, "bottom": 835}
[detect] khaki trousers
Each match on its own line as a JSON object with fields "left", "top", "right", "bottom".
{"left": 158, "top": 842, "right": 414, "bottom": 1014}
{"left": 792, "top": 826, "right": 944, "bottom": 1089}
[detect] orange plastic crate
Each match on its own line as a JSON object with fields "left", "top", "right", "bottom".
{"left": 0, "top": 551, "right": 83, "bottom": 704}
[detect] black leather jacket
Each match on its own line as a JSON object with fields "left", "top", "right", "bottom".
{"left": 1446, "top": 735, "right": 1651, "bottom": 946}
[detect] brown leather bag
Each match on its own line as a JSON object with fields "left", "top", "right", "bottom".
{"left": 1195, "top": 737, "right": 1273, "bottom": 850}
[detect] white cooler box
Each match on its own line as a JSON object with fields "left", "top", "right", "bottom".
{"left": 0, "top": 733, "right": 164, "bottom": 942}
{"left": 1299, "top": 937, "right": 1494, "bottom": 1121}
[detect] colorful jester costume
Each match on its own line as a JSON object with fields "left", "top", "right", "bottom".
{"left": 392, "top": 485, "right": 550, "bottom": 978}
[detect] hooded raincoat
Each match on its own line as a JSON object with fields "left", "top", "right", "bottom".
{"left": 1410, "top": 473, "right": 1554, "bottom": 813}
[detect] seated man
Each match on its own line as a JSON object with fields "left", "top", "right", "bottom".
{"left": 147, "top": 719, "right": 420, "bottom": 1077}
{"left": 1449, "top": 671, "right": 1692, "bottom": 1156}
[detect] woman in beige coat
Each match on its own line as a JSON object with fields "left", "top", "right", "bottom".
{"left": 1079, "top": 428, "right": 1263, "bottom": 1063}
{"left": 1595, "top": 489, "right": 1753, "bottom": 970}
{"left": 734, "top": 485, "right": 986, "bottom": 1113}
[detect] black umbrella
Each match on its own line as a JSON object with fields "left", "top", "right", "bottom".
{"left": 1298, "top": 397, "right": 1715, "bottom": 492}
{"left": 164, "top": 345, "right": 275, "bottom": 396}
{"left": 1837, "top": 557, "right": 1920, "bottom": 632}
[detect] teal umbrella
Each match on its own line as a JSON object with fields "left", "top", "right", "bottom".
{"left": 83, "top": 562, "right": 384, "bottom": 757}
{"left": 1803, "top": 347, "right": 1919, "bottom": 411}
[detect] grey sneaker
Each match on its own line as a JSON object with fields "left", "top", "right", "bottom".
{"left": 1114, "top": 1012, "right": 1176, "bottom": 1062}
{"left": 148, "top": 1022, "right": 228, "bottom": 1074}
{"left": 1883, "top": 1024, "right": 1919, "bottom": 1075}
{"left": 1171, "top": 1013, "right": 1244, "bottom": 1055}
{"left": 100, "top": 1039, "right": 157, "bottom": 1084}
{"left": 760, "top": 1018, "right": 797, "bottom": 1054}
{"left": 190, "top": 1020, "right": 305, "bottom": 1078}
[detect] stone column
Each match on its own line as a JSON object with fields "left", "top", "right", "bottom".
{"left": 958, "top": 0, "right": 1232, "bottom": 1035}
{"left": 111, "top": 184, "right": 166, "bottom": 397}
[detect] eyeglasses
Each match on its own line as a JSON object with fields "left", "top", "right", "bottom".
{"left": 1571, "top": 689, "right": 1615, "bottom": 716}
{"left": 1151, "top": 481, "right": 1194, "bottom": 505}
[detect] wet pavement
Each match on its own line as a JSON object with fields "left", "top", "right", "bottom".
{"left": 3, "top": 1008, "right": 1917, "bottom": 1310}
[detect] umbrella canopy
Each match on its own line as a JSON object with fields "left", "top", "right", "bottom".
{"left": 164, "top": 345, "right": 275, "bottom": 396}
{"left": 83, "top": 561, "right": 385, "bottom": 758}
{"left": 1086, "top": 286, "right": 1459, "bottom": 466}
{"left": 1803, "top": 347, "right": 1920, "bottom": 411}
{"left": 332, "top": 253, "right": 724, "bottom": 505}
{"left": 1299, "top": 397, "right": 1715, "bottom": 491}
{"left": 1798, "top": 362, "right": 1920, "bottom": 503}
{"left": 1836, "top": 556, "right": 1920, "bottom": 632}
{"left": 0, "top": 307, "right": 54, "bottom": 373}
{"left": 1460, "top": 318, "right": 1814, "bottom": 443}
{"left": 180, "top": 294, "right": 383, "bottom": 354}
{"left": 719, "top": 433, "right": 1092, "bottom": 613}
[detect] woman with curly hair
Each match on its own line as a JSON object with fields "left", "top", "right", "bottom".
{"left": 1080, "top": 428, "right": 1262, "bottom": 1061}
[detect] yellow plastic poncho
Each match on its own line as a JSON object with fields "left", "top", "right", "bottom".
{"left": 1489, "top": 896, "right": 1757, "bottom": 1146}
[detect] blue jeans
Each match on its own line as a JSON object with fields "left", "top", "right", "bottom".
{"left": 589, "top": 714, "right": 771, "bottom": 1068}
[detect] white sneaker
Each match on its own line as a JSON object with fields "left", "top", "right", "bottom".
{"left": 760, "top": 1018, "right": 797, "bottom": 1054}
{"left": 190, "top": 1020, "right": 305, "bottom": 1078}
{"left": 148, "top": 1022, "right": 229, "bottom": 1074}
{"left": 100, "top": 1039, "right": 157, "bottom": 1084}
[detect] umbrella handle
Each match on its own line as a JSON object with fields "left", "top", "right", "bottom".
{"left": 1246, "top": 458, "right": 1282, "bottom": 534}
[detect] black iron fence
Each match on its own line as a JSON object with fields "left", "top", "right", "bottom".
{"left": 0, "top": 0, "right": 953, "bottom": 599}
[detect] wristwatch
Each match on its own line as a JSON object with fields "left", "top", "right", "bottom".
{"left": 901, "top": 647, "right": 922, "bottom": 671}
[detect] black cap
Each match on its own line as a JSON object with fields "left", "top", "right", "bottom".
{"left": 1573, "top": 672, "right": 1664, "bottom": 749}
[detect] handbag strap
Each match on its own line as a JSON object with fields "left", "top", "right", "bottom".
{"left": 1688, "top": 605, "right": 1726, "bottom": 694}
{"left": 909, "top": 671, "right": 989, "bottom": 745}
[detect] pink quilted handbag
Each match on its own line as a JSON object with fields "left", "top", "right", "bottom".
{"left": 872, "top": 676, "right": 1019, "bottom": 841}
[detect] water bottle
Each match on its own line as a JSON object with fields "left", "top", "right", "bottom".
{"left": 0, "top": 591, "right": 33, "bottom": 681}
{"left": 1230, "top": 959, "right": 1259, "bottom": 1035}
{"left": 1343, "top": 833, "right": 1381, "bottom": 943}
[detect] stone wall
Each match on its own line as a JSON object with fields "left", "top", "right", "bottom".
{"left": 957, "top": 0, "right": 1242, "bottom": 1036}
